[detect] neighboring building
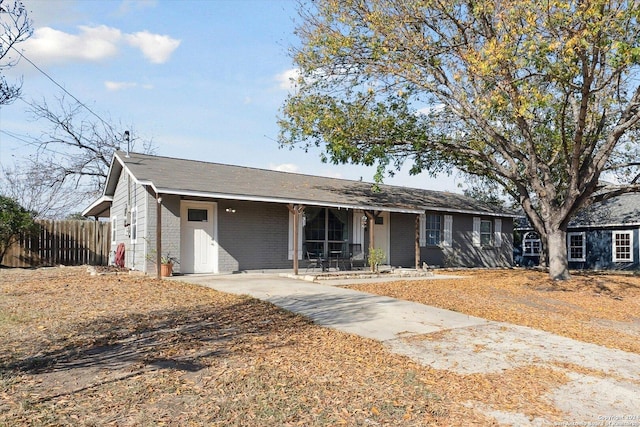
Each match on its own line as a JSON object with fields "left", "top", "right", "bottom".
{"left": 83, "top": 151, "right": 517, "bottom": 274}
{"left": 517, "top": 192, "right": 640, "bottom": 270}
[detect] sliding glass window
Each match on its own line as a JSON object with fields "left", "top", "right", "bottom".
{"left": 304, "top": 207, "right": 348, "bottom": 257}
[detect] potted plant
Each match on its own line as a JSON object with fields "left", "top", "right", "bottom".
{"left": 145, "top": 244, "right": 179, "bottom": 277}
{"left": 161, "top": 254, "right": 174, "bottom": 277}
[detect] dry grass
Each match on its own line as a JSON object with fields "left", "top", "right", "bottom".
{"left": 1, "top": 267, "right": 489, "bottom": 426}
{"left": 347, "top": 269, "right": 640, "bottom": 354}
{"left": 1, "top": 266, "right": 637, "bottom": 425}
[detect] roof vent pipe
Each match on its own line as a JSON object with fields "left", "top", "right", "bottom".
{"left": 124, "top": 131, "right": 130, "bottom": 158}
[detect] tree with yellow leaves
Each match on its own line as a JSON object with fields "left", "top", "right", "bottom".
{"left": 279, "top": 0, "right": 640, "bottom": 280}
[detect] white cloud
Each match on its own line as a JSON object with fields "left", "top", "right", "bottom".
{"left": 105, "top": 81, "right": 154, "bottom": 91}
{"left": 270, "top": 163, "right": 299, "bottom": 173}
{"left": 275, "top": 68, "right": 300, "bottom": 91}
{"left": 24, "top": 25, "right": 121, "bottom": 63}
{"left": 125, "top": 31, "right": 181, "bottom": 64}
{"left": 416, "top": 103, "right": 445, "bottom": 116}
{"left": 105, "top": 81, "right": 137, "bottom": 91}
{"left": 22, "top": 25, "right": 180, "bottom": 65}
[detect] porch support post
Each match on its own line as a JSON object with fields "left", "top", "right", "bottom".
{"left": 365, "top": 210, "right": 377, "bottom": 272}
{"left": 156, "top": 193, "right": 162, "bottom": 279}
{"left": 415, "top": 214, "right": 420, "bottom": 270}
{"left": 288, "top": 204, "right": 304, "bottom": 275}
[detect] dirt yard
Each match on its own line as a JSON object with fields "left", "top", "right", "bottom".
{"left": 1, "top": 267, "right": 639, "bottom": 426}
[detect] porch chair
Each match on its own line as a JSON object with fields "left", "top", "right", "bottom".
{"left": 349, "top": 244, "right": 366, "bottom": 270}
{"left": 305, "top": 251, "right": 323, "bottom": 273}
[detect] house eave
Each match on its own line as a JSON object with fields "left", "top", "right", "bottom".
{"left": 153, "top": 187, "right": 425, "bottom": 214}
{"left": 147, "top": 186, "right": 519, "bottom": 217}
{"left": 103, "top": 155, "right": 124, "bottom": 197}
{"left": 516, "top": 221, "right": 640, "bottom": 231}
{"left": 422, "top": 205, "right": 521, "bottom": 218}
{"left": 570, "top": 222, "right": 640, "bottom": 229}
{"left": 82, "top": 195, "right": 113, "bottom": 218}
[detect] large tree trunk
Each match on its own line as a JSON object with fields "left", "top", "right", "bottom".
{"left": 538, "top": 233, "right": 549, "bottom": 269}
{"left": 547, "top": 228, "right": 570, "bottom": 280}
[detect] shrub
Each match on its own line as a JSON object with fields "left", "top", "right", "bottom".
{"left": 367, "top": 247, "right": 386, "bottom": 273}
{"left": 0, "top": 195, "right": 38, "bottom": 264}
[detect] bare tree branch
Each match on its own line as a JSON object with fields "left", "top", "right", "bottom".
{"left": 2, "top": 95, "right": 155, "bottom": 218}
{"left": 0, "top": 0, "right": 32, "bottom": 105}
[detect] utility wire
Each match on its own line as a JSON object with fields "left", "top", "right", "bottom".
{"left": 0, "top": 35, "right": 112, "bottom": 129}
{"left": 0, "top": 129, "right": 70, "bottom": 157}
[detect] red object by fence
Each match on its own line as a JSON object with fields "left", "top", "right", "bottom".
{"left": 115, "top": 243, "right": 125, "bottom": 267}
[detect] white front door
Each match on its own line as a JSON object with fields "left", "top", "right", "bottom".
{"left": 180, "top": 201, "right": 217, "bottom": 274}
{"left": 373, "top": 211, "right": 390, "bottom": 263}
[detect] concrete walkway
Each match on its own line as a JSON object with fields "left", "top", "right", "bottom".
{"left": 172, "top": 272, "right": 640, "bottom": 426}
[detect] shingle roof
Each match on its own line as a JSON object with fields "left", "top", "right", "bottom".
{"left": 569, "top": 192, "right": 640, "bottom": 227}
{"left": 513, "top": 192, "right": 640, "bottom": 231}
{"left": 100, "top": 151, "right": 516, "bottom": 217}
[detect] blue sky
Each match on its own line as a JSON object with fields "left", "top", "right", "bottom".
{"left": 1, "top": 0, "right": 463, "bottom": 194}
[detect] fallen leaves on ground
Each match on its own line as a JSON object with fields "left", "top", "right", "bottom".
{"left": 347, "top": 268, "right": 640, "bottom": 354}
{"left": 3, "top": 266, "right": 635, "bottom": 425}
{"left": 1, "top": 266, "right": 490, "bottom": 426}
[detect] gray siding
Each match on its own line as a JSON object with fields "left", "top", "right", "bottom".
{"left": 143, "top": 186, "right": 157, "bottom": 274}
{"left": 137, "top": 191, "right": 514, "bottom": 274}
{"left": 389, "top": 213, "right": 418, "bottom": 267}
{"left": 217, "top": 200, "right": 290, "bottom": 271}
{"left": 145, "top": 193, "right": 181, "bottom": 274}
{"left": 451, "top": 215, "right": 513, "bottom": 267}
{"left": 110, "top": 169, "right": 149, "bottom": 271}
{"left": 144, "top": 197, "right": 292, "bottom": 274}
{"left": 383, "top": 212, "right": 514, "bottom": 269}
{"left": 418, "top": 213, "right": 513, "bottom": 268}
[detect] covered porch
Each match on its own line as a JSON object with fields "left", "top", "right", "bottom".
{"left": 287, "top": 203, "right": 424, "bottom": 275}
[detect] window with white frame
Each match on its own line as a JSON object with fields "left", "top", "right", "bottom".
{"left": 612, "top": 231, "right": 634, "bottom": 262}
{"left": 522, "top": 231, "right": 541, "bottom": 256}
{"left": 130, "top": 207, "right": 138, "bottom": 243}
{"left": 567, "top": 232, "right": 586, "bottom": 262}
{"left": 111, "top": 216, "right": 117, "bottom": 244}
{"left": 480, "top": 219, "right": 492, "bottom": 246}
{"left": 425, "top": 214, "right": 442, "bottom": 246}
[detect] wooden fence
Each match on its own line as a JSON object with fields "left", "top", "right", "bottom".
{"left": 1, "top": 220, "right": 111, "bottom": 268}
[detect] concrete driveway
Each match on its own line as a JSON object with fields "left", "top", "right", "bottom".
{"left": 172, "top": 272, "right": 640, "bottom": 426}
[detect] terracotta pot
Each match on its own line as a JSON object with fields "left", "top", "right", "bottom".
{"left": 161, "top": 263, "right": 173, "bottom": 277}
